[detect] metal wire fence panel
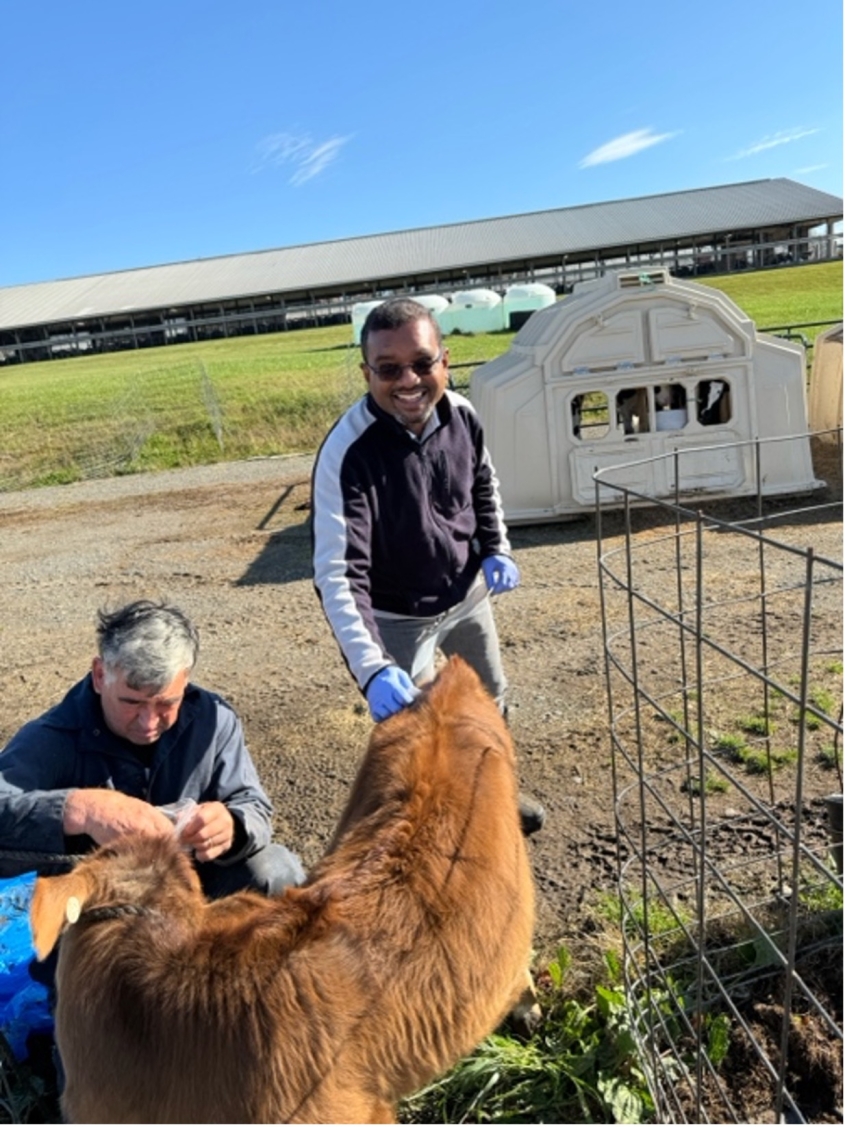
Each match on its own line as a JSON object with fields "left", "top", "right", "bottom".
{"left": 0, "top": 350, "right": 362, "bottom": 494}
{"left": 596, "top": 431, "right": 843, "bottom": 1124}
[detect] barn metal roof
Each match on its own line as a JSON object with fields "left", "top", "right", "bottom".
{"left": 1, "top": 178, "right": 841, "bottom": 331}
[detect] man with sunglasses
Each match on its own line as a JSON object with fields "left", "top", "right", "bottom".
{"left": 311, "top": 298, "right": 545, "bottom": 836}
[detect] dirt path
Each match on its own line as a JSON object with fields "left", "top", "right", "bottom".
{"left": 0, "top": 448, "right": 840, "bottom": 963}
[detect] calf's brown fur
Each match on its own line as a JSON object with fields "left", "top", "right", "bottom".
{"left": 31, "top": 656, "right": 535, "bottom": 1123}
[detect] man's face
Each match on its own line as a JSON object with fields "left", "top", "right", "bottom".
{"left": 91, "top": 658, "right": 189, "bottom": 745}
{"left": 362, "top": 317, "right": 449, "bottom": 435}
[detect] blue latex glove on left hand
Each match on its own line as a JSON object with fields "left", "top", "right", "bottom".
{"left": 365, "top": 665, "right": 420, "bottom": 723}
{"left": 482, "top": 554, "right": 520, "bottom": 595}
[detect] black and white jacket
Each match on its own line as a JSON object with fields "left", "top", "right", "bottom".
{"left": 311, "top": 389, "right": 511, "bottom": 693}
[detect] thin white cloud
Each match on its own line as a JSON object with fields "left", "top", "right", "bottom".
{"left": 252, "top": 131, "right": 352, "bottom": 183}
{"left": 730, "top": 127, "right": 820, "bottom": 159}
{"left": 794, "top": 164, "right": 827, "bottom": 174}
{"left": 579, "top": 127, "right": 679, "bottom": 168}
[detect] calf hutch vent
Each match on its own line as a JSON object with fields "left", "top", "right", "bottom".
{"left": 471, "top": 269, "right": 821, "bottom": 524}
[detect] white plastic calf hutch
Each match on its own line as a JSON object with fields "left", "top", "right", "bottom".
{"left": 808, "top": 322, "right": 843, "bottom": 439}
{"left": 438, "top": 289, "right": 505, "bottom": 335}
{"left": 352, "top": 294, "right": 450, "bottom": 344}
{"left": 470, "top": 269, "right": 820, "bottom": 524}
{"left": 351, "top": 300, "right": 384, "bottom": 346}
{"left": 502, "top": 283, "right": 556, "bottom": 330}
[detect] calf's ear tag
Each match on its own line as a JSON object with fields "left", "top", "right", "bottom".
{"left": 66, "top": 896, "right": 81, "bottom": 924}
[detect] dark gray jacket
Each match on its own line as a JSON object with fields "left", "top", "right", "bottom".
{"left": 0, "top": 674, "right": 273, "bottom": 863}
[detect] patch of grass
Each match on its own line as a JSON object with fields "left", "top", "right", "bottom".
{"left": 810, "top": 687, "right": 838, "bottom": 714}
{"left": 711, "top": 732, "right": 749, "bottom": 757}
{"left": 711, "top": 729, "right": 797, "bottom": 774}
{"left": 401, "top": 947, "right": 655, "bottom": 1124}
{"left": 682, "top": 770, "right": 730, "bottom": 795}
{"left": 736, "top": 713, "right": 774, "bottom": 737}
{"left": 817, "top": 743, "right": 843, "bottom": 770}
{"left": 742, "top": 747, "right": 798, "bottom": 773}
{"left": 698, "top": 262, "right": 843, "bottom": 343}
{"left": 800, "top": 878, "right": 844, "bottom": 913}
{"left": 598, "top": 891, "right": 692, "bottom": 947}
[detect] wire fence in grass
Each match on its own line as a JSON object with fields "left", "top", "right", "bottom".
{"left": 595, "top": 430, "right": 843, "bottom": 1124}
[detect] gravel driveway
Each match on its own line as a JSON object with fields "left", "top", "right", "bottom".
{"left": 1, "top": 448, "right": 841, "bottom": 965}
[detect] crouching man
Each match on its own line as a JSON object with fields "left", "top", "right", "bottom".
{"left": 0, "top": 598, "right": 304, "bottom": 897}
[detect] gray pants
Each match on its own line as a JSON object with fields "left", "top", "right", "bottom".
{"left": 375, "top": 579, "right": 507, "bottom": 710}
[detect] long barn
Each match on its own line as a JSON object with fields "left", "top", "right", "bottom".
{"left": 0, "top": 177, "right": 840, "bottom": 364}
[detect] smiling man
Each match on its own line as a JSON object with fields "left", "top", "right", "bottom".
{"left": 311, "top": 297, "right": 545, "bottom": 836}
{"left": 0, "top": 599, "right": 305, "bottom": 896}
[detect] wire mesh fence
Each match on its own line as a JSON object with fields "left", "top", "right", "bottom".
{"left": 0, "top": 348, "right": 366, "bottom": 494}
{"left": 596, "top": 431, "right": 843, "bottom": 1123}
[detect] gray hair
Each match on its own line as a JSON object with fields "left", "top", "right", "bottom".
{"left": 360, "top": 297, "right": 442, "bottom": 359}
{"left": 96, "top": 600, "right": 199, "bottom": 690}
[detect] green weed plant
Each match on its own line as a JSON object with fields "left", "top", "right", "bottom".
{"left": 401, "top": 948, "right": 655, "bottom": 1124}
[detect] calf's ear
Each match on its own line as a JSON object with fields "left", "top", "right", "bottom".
{"left": 30, "top": 872, "right": 93, "bottom": 961}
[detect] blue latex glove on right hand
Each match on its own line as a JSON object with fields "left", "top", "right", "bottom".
{"left": 482, "top": 553, "right": 520, "bottom": 595}
{"left": 365, "top": 666, "right": 420, "bottom": 722}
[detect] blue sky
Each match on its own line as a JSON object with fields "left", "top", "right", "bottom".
{"left": 1, "top": 0, "right": 841, "bottom": 287}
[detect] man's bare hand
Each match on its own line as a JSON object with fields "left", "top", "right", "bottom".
{"left": 63, "top": 789, "right": 175, "bottom": 845}
{"left": 178, "top": 801, "right": 235, "bottom": 862}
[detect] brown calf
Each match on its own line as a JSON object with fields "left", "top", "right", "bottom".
{"left": 31, "top": 656, "right": 536, "bottom": 1123}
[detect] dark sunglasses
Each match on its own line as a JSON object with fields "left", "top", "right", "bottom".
{"left": 364, "top": 352, "right": 444, "bottom": 381}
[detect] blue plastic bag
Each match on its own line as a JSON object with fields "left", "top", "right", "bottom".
{"left": 0, "top": 873, "right": 53, "bottom": 1060}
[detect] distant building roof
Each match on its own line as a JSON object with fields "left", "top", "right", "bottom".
{"left": 0, "top": 178, "right": 841, "bottom": 331}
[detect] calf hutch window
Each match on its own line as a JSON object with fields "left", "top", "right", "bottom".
{"left": 471, "top": 269, "right": 819, "bottom": 523}
{"left": 571, "top": 380, "right": 732, "bottom": 441}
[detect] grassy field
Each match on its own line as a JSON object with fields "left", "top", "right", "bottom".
{"left": 699, "top": 260, "right": 842, "bottom": 333}
{"left": 0, "top": 261, "right": 840, "bottom": 490}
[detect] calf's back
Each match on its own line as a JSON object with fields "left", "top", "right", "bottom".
{"left": 31, "top": 656, "right": 535, "bottom": 1123}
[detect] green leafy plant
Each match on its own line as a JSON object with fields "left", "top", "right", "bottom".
{"left": 705, "top": 1012, "right": 732, "bottom": 1069}
{"left": 401, "top": 947, "right": 655, "bottom": 1124}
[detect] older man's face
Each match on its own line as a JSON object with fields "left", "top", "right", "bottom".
{"left": 91, "top": 659, "right": 189, "bottom": 745}
{"left": 362, "top": 318, "right": 449, "bottom": 435}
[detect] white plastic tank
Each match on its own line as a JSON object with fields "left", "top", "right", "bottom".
{"left": 351, "top": 300, "right": 385, "bottom": 346}
{"left": 413, "top": 293, "right": 450, "bottom": 317}
{"left": 471, "top": 268, "right": 820, "bottom": 523}
{"left": 351, "top": 294, "right": 451, "bottom": 344}
{"left": 438, "top": 289, "right": 506, "bottom": 335}
{"left": 503, "top": 283, "right": 556, "bottom": 330}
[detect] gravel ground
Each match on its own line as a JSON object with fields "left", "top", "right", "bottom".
{"left": 0, "top": 446, "right": 841, "bottom": 968}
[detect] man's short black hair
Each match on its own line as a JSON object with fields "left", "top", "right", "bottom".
{"left": 360, "top": 298, "right": 443, "bottom": 358}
